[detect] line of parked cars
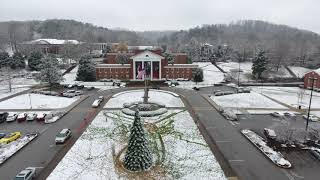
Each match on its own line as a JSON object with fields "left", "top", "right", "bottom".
{"left": 0, "top": 112, "right": 48, "bottom": 123}
{"left": 61, "top": 90, "right": 83, "bottom": 98}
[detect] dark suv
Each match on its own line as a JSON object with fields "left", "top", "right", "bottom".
{"left": 0, "top": 112, "right": 8, "bottom": 123}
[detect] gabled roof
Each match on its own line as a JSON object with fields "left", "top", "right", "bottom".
{"left": 130, "top": 50, "right": 164, "bottom": 59}
{"left": 26, "top": 39, "right": 80, "bottom": 45}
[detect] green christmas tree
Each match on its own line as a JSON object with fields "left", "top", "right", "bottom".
{"left": 123, "top": 110, "right": 153, "bottom": 171}
{"left": 252, "top": 50, "right": 267, "bottom": 79}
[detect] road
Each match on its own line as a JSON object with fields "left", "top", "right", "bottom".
{"left": 0, "top": 89, "right": 109, "bottom": 180}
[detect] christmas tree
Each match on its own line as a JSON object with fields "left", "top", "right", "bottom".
{"left": 123, "top": 110, "right": 153, "bottom": 171}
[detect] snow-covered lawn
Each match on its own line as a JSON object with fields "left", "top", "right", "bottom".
{"left": 312, "top": 111, "right": 320, "bottom": 118}
{"left": 288, "top": 66, "right": 311, "bottom": 78}
{"left": 105, "top": 89, "right": 184, "bottom": 108}
{"left": 0, "top": 94, "right": 80, "bottom": 109}
{"left": 62, "top": 66, "right": 78, "bottom": 85}
{"left": 0, "top": 87, "right": 29, "bottom": 100}
{"left": 48, "top": 110, "right": 226, "bottom": 180}
{"left": 210, "top": 92, "right": 287, "bottom": 109}
{"left": 177, "top": 62, "right": 224, "bottom": 88}
{"left": 265, "top": 66, "right": 293, "bottom": 78}
{"left": 252, "top": 87, "right": 320, "bottom": 109}
{"left": 0, "top": 133, "right": 38, "bottom": 164}
{"left": 217, "top": 61, "right": 253, "bottom": 82}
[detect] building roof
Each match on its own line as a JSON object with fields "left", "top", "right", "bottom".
{"left": 130, "top": 50, "right": 164, "bottom": 59}
{"left": 314, "top": 68, "right": 320, "bottom": 74}
{"left": 25, "top": 39, "right": 81, "bottom": 45}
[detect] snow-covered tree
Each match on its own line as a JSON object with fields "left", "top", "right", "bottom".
{"left": 10, "top": 52, "right": 25, "bottom": 69}
{"left": 116, "top": 53, "right": 129, "bottom": 65}
{"left": 192, "top": 68, "right": 204, "bottom": 84}
{"left": 28, "top": 51, "right": 43, "bottom": 71}
{"left": 252, "top": 50, "right": 267, "bottom": 79}
{"left": 124, "top": 110, "right": 153, "bottom": 171}
{"left": 0, "top": 52, "right": 10, "bottom": 68}
{"left": 76, "top": 56, "right": 96, "bottom": 81}
{"left": 37, "top": 56, "right": 64, "bottom": 89}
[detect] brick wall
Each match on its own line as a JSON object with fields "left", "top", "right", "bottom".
{"left": 96, "top": 65, "right": 131, "bottom": 80}
{"left": 164, "top": 65, "right": 198, "bottom": 80}
{"left": 304, "top": 71, "right": 320, "bottom": 89}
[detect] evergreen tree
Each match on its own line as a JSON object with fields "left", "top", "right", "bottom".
{"left": 124, "top": 111, "right": 153, "bottom": 171}
{"left": 192, "top": 68, "right": 204, "bottom": 84}
{"left": 76, "top": 56, "right": 96, "bottom": 81}
{"left": 116, "top": 53, "right": 128, "bottom": 65}
{"left": 252, "top": 50, "right": 268, "bottom": 79}
{"left": 37, "top": 56, "right": 64, "bottom": 89}
{"left": 10, "top": 52, "right": 26, "bottom": 69}
{"left": 28, "top": 51, "right": 43, "bottom": 71}
{"left": 0, "top": 52, "right": 9, "bottom": 68}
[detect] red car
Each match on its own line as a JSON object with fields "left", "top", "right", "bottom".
{"left": 36, "top": 113, "right": 47, "bottom": 122}
{"left": 17, "top": 113, "right": 27, "bottom": 123}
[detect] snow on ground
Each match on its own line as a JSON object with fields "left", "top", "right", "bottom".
{"left": 252, "top": 87, "right": 320, "bottom": 109}
{"left": 217, "top": 61, "right": 253, "bottom": 82}
{"left": 210, "top": 92, "right": 287, "bottom": 109}
{"left": 0, "top": 133, "right": 38, "bottom": 164}
{"left": 0, "top": 87, "right": 29, "bottom": 100}
{"left": 62, "top": 66, "right": 78, "bottom": 84}
{"left": 48, "top": 110, "right": 226, "bottom": 180}
{"left": 178, "top": 62, "right": 224, "bottom": 88}
{"left": 105, "top": 89, "right": 184, "bottom": 108}
{"left": 0, "top": 94, "right": 79, "bottom": 109}
{"left": 312, "top": 111, "right": 320, "bottom": 118}
{"left": 288, "top": 66, "right": 311, "bottom": 78}
{"left": 265, "top": 66, "right": 293, "bottom": 78}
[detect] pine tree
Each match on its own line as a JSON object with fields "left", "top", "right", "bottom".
{"left": 76, "top": 56, "right": 96, "bottom": 81}
{"left": 124, "top": 110, "right": 153, "bottom": 171}
{"left": 252, "top": 50, "right": 267, "bottom": 79}
{"left": 37, "top": 56, "right": 64, "bottom": 89}
{"left": 192, "top": 68, "right": 204, "bottom": 84}
{"left": 0, "top": 52, "right": 9, "bottom": 68}
{"left": 28, "top": 51, "right": 43, "bottom": 71}
{"left": 10, "top": 52, "right": 26, "bottom": 69}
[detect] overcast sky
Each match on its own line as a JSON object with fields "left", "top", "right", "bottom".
{"left": 1, "top": 0, "right": 319, "bottom": 33}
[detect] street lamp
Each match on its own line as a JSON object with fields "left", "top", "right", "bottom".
{"left": 305, "top": 76, "right": 317, "bottom": 131}
{"left": 29, "top": 93, "right": 32, "bottom": 109}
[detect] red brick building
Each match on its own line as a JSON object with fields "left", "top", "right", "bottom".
{"left": 304, "top": 69, "right": 320, "bottom": 89}
{"left": 96, "top": 50, "right": 198, "bottom": 80}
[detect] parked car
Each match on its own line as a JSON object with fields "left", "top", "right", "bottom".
{"left": 74, "top": 91, "right": 83, "bottom": 96}
{"left": 0, "top": 133, "right": 6, "bottom": 139}
{"left": 36, "top": 113, "right": 46, "bottom": 122}
{"left": 92, "top": 99, "right": 102, "bottom": 108}
{"left": 63, "top": 90, "right": 76, "bottom": 98}
{"left": 284, "top": 112, "right": 296, "bottom": 117}
{"left": 6, "top": 113, "right": 18, "bottom": 122}
{"left": 303, "top": 114, "right": 319, "bottom": 122}
{"left": 55, "top": 129, "right": 72, "bottom": 144}
{"left": 0, "top": 131, "right": 21, "bottom": 144}
{"left": 112, "top": 80, "right": 121, "bottom": 86}
{"left": 17, "top": 113, "right": 27, "bottom": 123}
{"left": 87, "top": 86, "right": 95, "bottom": 91}
{"left": 169, "top": 80, "right": 179, "bottom": 86}
{"left": 263, "top": 128, "right": 277, "bottom": 140}
{"left": 0, "top": 112, "right": 8, "bottom": 123}
{"left": 193, "top": 87, "right": 200, "bottom": 91}
{"left": 270, "top": 112, "right": 282, "bottom": 117}
{"left": 26, "top": 113, "right": 37, "bottom": 121}
{"left": 98, "top": 96, "right": 104, "bottom": 101}
{"left": 15, "top": 167, "right": 36, "bottom": 180}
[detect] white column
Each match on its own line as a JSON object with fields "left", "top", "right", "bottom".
{"left": 133, "top": 59, "right": 136, "bottom": 80}
{"left": 159, "top": 59, "right": 162, "bottom": 80}
{"left": 151, "top": 61, "right": 153, "bottom": 81}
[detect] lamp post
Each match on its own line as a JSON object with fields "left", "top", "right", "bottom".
{"left": 29, "top": 93, "right": 32, "bottom": 109}
{"left": 305, "top": 76, "right": 317, "bottom": 131}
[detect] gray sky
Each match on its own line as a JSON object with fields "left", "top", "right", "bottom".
{"left": 1, "top": 0, "right": 319, "bottom": 33}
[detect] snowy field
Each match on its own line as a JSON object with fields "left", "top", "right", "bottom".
{"left": 0, "top": 87, "right": 29, "bottom": 100}
{"left": 105, "top": 89, "right": 184, "bottom": 108}
{"left": 0, "top": 94, "right": 80, "bottom": 109}
{"left": 210, "top": 92, "right": 287, "bottom": 109}
{"left": 217, "top": 61, "right": 253, "bottom": 82}
{"left": 288, "top": 66, "right": 311, "bottom": 78}
{"left": 48, "top": 110, "right": 226, "bottom": 180}
{"left": 265, "top": 66, "right": 293, "bottom": 78}
{"left": 177, "top": 62, "right": 224, "bottom": 88}
{"left": 252, "top": 87, "right": 320, "bottom": 109}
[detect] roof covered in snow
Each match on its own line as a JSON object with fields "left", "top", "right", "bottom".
{"left": 25, "top": 39, "right": 80, "bottom": 45}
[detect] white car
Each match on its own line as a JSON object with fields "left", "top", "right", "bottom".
{"left": 55, "top": 129, "right": 72, "bottom": 144}
{"left": 270, "top": 112, "right": 282, "bottom": 117}
{"left": 303, "top": 114, "right": 319, "bottom": 122}
{"left": 92, "top": 99, "right": 102, "bottom": 108}
{"left": 6, "top": 113, "right": 18, "bottom": 122}
{"left": 15, "top": 167, "right": 36, "bottom": 180}
{"left": 284, "top": 112, "right": 296, "bottom": 117}
{"left": 26, "top": 113, "right": 37, "bottom": 121}
{"left": 98, "top": 96, "right": 104, "bottom": 101}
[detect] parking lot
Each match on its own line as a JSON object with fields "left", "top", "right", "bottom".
{"left": 236, "top": 113, "right": 320, "bottom": 180}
